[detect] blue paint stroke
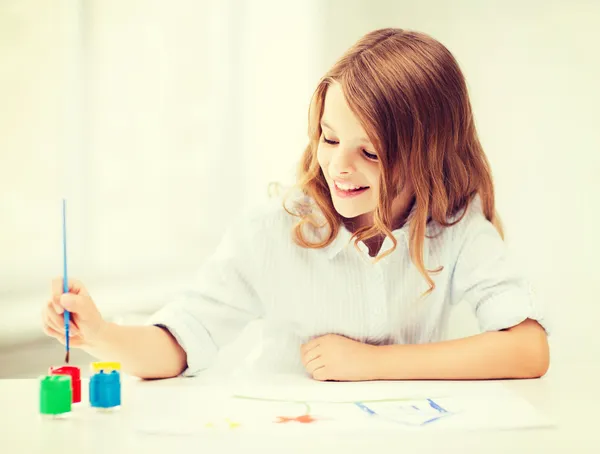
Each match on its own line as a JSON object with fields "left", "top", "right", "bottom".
{"left": 354, "top": 399, "right": 455, "bottom": 427}
{"left": 422, "top": 415, "right": 446, "bottom": 425}
{"left": 427, "top": 398, "right": 448, "bottom": 413}
{"left": 355, "top": 402, "right": 376, "bottom": 416}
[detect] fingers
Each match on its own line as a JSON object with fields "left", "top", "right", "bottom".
{"left": 301, "top": 345, "right": 321, "bottom": 367}
{"left": 51, "top": 277, "right": 88, "bottom": 305}
{"left": 43, "top": 284, "right": 85, "bottom": 349}
{"left": 50, "top": 277, "right": 96, "bottom": 322}
{"left": 300, "top": 338, "right": 320, "bottom": 357}
{"left": 44, "top": 301, "right": 63, "bottom": 332}
{"left": 41, "top": 323, "right": 83, "bottom": 347}
{"left": 312, "top": 366, "right": 328, "bottom": 381}
{"left": 306, "top": 358, "right": 325, "bottom": 378}
{"left": 300, "top": 339, "right": 330, "bottom": 380}
{"left": 42, "top": 324, "right": 66, "bottom": 345}
{"left": 43, "top": 301, "right": 79, "bottom": 335}
{"left": 50, "top": 298, "right": 63, "bottom": 315}
{"left": 59, "top": 293, "right": 93, "bottom": 321}
{"left": 301, "top": 344, "right": 325, "bottom": 378}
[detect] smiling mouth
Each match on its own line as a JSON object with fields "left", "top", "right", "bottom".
{"left": 334, "top": 180, "right": 369, "bottom": 191}
{"left": 333, "top": 180, "right": 370, "bottom": 198}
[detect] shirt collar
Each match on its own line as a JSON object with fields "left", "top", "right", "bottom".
{"left": 324, "top": 205, "right": 416, "bottom": 261}
{"left": 325, "top": 224, "right": 411, "bottom": 260}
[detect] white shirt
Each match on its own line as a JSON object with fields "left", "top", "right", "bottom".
{"left": 147, "top": 192, "right": 548, "bottom": 377}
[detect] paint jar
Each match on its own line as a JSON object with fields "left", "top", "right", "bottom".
{"left": 39, "top": 375, "right": 72, "bottom": 418}
{"left": 49, "top": 365, "right": 81, "bottom": 403}
{"left": 89, "top": 369, "right": 121, "bottom": 412}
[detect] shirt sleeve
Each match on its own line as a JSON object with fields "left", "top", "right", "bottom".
{"left": 449, "top": 201, "right": 549, "bottom": 335}
{"left": 146, "top": 214, "right": 264, "bottom": 377}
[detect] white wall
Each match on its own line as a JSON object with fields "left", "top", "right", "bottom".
{"left": 1, "top": 1, "right": 598, "bottom": 377}
{"left": 0, "top": 1, "right": 78, "bottom": 299}
{"left": 236, "top": 0, "right": 325, "bottom": 201}
{"left": 0, "top": 0, "right": 323, "bottom": 347}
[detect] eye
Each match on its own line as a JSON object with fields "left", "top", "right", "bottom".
{"left": 363, "top": 150, "right": 378, "bottom": 161}
{"left": 322, "top": 135, "right": 338, "bottom": 145}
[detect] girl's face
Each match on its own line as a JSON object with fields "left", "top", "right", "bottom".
{"left": 317, "top": 82, "right": 381, "bottom": 227}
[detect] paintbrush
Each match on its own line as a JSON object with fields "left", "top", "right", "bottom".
{"left": 62, "top": 199, "right": 70, "bottom": 364}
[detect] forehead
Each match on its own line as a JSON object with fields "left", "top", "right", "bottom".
{"left": 321, "top": 83, "right": 369, "bottom": 141}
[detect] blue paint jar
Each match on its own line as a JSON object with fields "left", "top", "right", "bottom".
{"left": 89, "top": 369, "right": 121, "bottom": 411}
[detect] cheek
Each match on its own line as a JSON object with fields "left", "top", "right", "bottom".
{"left": 316, "top": 145, "right": 330, "bottom": 173}
{"left": 366, "top": 167, "right": 381, "bottom": 193}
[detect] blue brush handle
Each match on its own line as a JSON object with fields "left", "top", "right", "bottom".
{"left": 62, "top": 199, "right": 70, "bottom": 355}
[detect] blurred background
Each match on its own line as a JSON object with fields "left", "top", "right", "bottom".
{"left": 1, "top": 0, "right": 598, "bottom": 377}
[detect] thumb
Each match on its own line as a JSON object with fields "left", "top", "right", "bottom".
{"left": 59, "top": 293, "right": 94, "bottom": 320}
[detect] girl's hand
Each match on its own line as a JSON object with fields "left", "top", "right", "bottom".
{"left": 41, "top": 277, "right": 107, "bottom": 348}
{"left": 300, "top": 334, "right": 379, "bottom": 381}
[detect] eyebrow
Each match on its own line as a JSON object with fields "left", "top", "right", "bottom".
{"left": 320, "top": 120, "right": 371, "bottom": 145}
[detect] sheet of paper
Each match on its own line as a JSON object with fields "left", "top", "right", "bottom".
{"left": 128, "top": 376, "right": 554, "bottom": 435}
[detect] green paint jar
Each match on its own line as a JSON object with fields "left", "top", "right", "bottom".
{"left": 39, "top": 375, "right": 72, "bottom": 417}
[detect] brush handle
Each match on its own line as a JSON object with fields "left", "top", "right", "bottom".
{"left": 62, "top": 199, "right": 70, "bottom": 356}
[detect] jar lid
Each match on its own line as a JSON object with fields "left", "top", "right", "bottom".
{"left": 49, "top": 365, "right": 81, "bottom": 381}
{"left": 90, "top": 361, "right": 121, "bottom": 373}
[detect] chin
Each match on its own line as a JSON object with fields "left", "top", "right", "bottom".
{"left": 331, "top": 201, "right": 371, "bottom": 220}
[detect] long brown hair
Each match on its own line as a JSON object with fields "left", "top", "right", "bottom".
{"left": 284, "top": 28, "right": 502, "bottom": 295}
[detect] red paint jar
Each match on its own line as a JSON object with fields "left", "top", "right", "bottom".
{"left": 49, "top": 366, "right": 81, "bottom": 403}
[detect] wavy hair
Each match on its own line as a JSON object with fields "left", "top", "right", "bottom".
{"left": 284, "top": 28, "right": 503, "bottom": 295}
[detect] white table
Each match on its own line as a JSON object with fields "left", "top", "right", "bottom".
{"left": 0, "top": 367, "right": 597, "bottom": 454}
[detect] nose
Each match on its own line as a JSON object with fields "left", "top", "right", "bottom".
{"left": 330, "top": 147, "right": 355, "bottom": 175}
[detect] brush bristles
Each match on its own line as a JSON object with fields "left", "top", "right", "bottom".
{"left": 65, "top": 351, "right": 70, "bottom": 364}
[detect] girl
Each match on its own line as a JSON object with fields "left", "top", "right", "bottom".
{"left": 42, "top": 28, "right": 549, "bottom": 381}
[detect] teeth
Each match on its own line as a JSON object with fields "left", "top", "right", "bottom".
{"left": 335, "top": 181, "right": 364, "bottom": 191}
